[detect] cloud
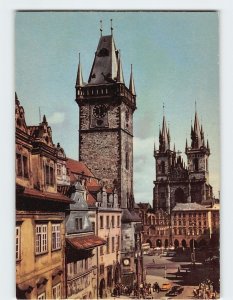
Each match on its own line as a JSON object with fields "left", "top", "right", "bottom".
{"left": 47, "top": 112, "right": 65, "bottom": 125}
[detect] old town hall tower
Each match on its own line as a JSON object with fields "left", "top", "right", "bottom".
{"left": 75, "top": 30, "right": 136, "bottom": 209}
{"left": 153, "top": 110, "right": 213, "bottom": 213}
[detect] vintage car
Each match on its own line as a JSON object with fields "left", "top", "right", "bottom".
{"left": 165, "top": 285, "right": 184, "bottom": 296}
{"left": 160, "top": 282, "right": 172, "bottom": 291}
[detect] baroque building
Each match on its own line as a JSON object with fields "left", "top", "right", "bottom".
{"left": 153, "top": 110, "right": 213, "bottom": 213}
{"left": 16, "top": 94, "right": 72, "bottom": 299}
{"left": 75, "top": 28, "right": 143, "bottom": 288}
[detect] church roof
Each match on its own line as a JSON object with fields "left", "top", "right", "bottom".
{"left": 121, "top": 208, "right": 141, "bottom": 223}
{"left": 88, "top": 35, "right": 119, "bottom": 85}
{"left": 67, "top": 158, "right": 96, "bottom": 178}
{"left": 172, "top": 202, "right": 208, "bottom": 211}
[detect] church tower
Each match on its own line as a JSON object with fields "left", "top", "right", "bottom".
{"left": 185, "top": 110, "right": 211, "bottom": 203}
{"left": 75, "top": 30, "right": 136, "bottom": 209}
{"left": 153, "top": 114, "right": 175, "bottom": 213}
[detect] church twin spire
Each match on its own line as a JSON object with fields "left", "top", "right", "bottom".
{"left": 158, "top": 107, "right": 209, "bottom": 153}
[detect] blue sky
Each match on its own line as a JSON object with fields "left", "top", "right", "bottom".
{"left": 15, "top": 11, "right": 220, "bottom": 203}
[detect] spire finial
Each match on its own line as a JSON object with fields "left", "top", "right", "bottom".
{"left": 110, "top": 19, "right": 113, "bottom": 35}
{"left": 100, "top": 20, "right": 103, "bottom": 36}
{"left": 163, "top": 102, "right": 165, "bottom": 116}
{"left": 195, "top": 100, "right": 197, "bottom": 113}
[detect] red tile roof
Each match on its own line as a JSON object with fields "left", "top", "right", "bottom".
{"left": 66, "top": 234, "right": 106, "bottom": 250}
{"left": 87, "top": 185, "right": 101, "bottom": 192}
{"left": 16, "top": 185, "right": 73, "bottom": 204}
{"left": 87, "top": 193, "right": 96, "bottom": 207}
{"left": 66, "top": 158, "right": 95, "bottom": 178}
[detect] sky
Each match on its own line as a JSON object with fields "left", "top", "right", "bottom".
{"left": 15, "top": 11, "right": 220, "bottom": 203}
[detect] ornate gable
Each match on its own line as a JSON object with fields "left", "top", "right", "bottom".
{"left": 15, "top": 93, "right": 28, "bottom": 133}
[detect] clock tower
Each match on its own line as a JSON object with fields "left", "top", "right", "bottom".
{"left": 75, "top": 32, "right": 136, "bottom": 209}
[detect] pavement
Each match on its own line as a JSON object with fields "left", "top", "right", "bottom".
{"left": 110, "top": 251, "right": 219, "bottom": 299}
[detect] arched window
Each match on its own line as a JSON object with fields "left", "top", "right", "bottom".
{"left": 193, "top": 158, "right": 199, "bottom": 171}
{"left": 161, "top": 161, "right": 165, "bottom": 174}
{"left": 175, "top": 188, "right": 185, "bottom": 203}
{"left": 125, "top": 152, "right": 129, "bottom": 170}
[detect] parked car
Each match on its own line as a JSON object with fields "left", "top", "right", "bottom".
{"left": 166, "top": 285, "right": 184, "bottom": 296}
{"left": 160, "top": 282, "right": 172, "bottom": 291}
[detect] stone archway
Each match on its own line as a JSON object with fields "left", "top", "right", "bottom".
{"left": 146, "top": 239, "right": 152, "bottom": 248}
{"left": 156, "top": 239, "right": 162, "bottom": 248}
{"left": 175, "top": 188, "right": 185, "bottom": 203}
{"left": 174, "top": 239, "right": 179, "bottom": 248}
{"left": 181, "top": 239, "right": 187, "bottom": 248}
{"left": 99, "top": 278, "right": 105, "bottom": 299}
{"left": 165, "top": 239, "right": 169, "bottom": 248}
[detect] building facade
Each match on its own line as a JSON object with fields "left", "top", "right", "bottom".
{"left": 16, "top": 94, "right": 72, "bottom": 299}
{"left": 65, "top": 178, "right": 106, "bottom": 300}
{"left": 66, "top": 158, "right": 122, "bottom": 298}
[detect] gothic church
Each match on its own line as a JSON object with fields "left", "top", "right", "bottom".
{"left": 153, "top": 111, "right": 213, "bottom": 213}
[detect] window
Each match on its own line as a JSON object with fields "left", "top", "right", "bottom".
{"left": 100, "top": 216, "right": 104, "bottom": 229}
{"left": 75, "top": 218, "right": 83, "bottom": 230}
{"left": 91, "top": 222, "right": 95, "bottom": 233}
{"left": 57, "top": 164, "right": 62, "bottom": 176}
{"left": 193, "top": 158, "right": 199, "bottom": 171}
{"left": 52, "top": 283, "right": 61, "bottom": 299}
{"left": 100, "top": 246, "right": 104, "bottom": 256}
{"left": 106, "top": 237, "right": 110, "bottom": 253}
{"left": 106, "top": 216, "right": 110, "bottom": 228}
{"left": 52, "top": 224, "right": 61, "bottom": 250}
{"left": 112, "top": 237, "right": 115, "bottom": 253}
{"left": 16, "top": 226, "right": 20, "bottom": 261}
{"left": 38, "top": 292, "right": 46, "bottom": 300}
{"left": 100, "top": 264, "right": 104, "bottom": 275}
{"left": 73, "top": 262, "right": 77, "bottom": 274}
{"left": 45, "top": 164, "right": 54, "bottom": 186}
{"left": 117, "top": 216, "right": 120, "bottom": 227}
{"left": 16, "top": 153, "right": 29, "bottom": 178}
{"left": 161, "top": 161, "right": 165, "bottom": 174}
{"left": 111, "top": 216, "right": 115, "bottom": 228}
{"left": 36, "top": 224, "right": 48, "bottom": 254}
{"left": 117, "top": 235, "right": 120, "bottom": 251}
{"left": 125, "top": 152, "right": 129, "bottom": 170}
{"left": 85, "top": 258, "right": 88, "bottom": 270}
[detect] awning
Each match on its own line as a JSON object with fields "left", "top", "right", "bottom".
{"left": 66, "top": 234, "right": 106, "bottom": 250}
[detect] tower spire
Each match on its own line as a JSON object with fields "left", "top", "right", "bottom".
{"left": 129, "top": 64, "right": 136, "bottom": 95}
{"left": 159, "top": 113, "right": 170, "bottom": 152}
{"left": 76, "top": 53, "right": 83, "bottom": 87}
{"left": 116, "top": 51, "right": 124, "bottom": 83}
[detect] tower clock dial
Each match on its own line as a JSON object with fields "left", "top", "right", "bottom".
{"left": 93, "top": 104, "right": 108, "bottom": 119}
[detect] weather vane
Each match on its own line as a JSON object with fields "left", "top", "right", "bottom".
{"left": 110, "top": 19, "right": 113, "bottom": 35}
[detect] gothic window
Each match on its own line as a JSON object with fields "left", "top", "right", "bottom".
{"left": 174, "top": 188, "right": 185, "bottom": 203}
{"left": 57, "top": 164, "right": 62, "bottom": 176}
{"left": 125, "top": 152, "right": 129, "bottom": 170}
{"left": 193, "top": 158, "right": 199, "bottom": 171}
{"left": 161, "top": 161, "right": 165, "bottom": 174}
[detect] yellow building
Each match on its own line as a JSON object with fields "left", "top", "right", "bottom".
{"left": 16, "top": 93, "right": 72, "bottom": 299}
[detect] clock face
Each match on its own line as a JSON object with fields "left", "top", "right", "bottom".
{"left": 123, "top": 258, "right": 130, "bottom": 266}
{"left": 93, "top": 104, "right": 108, "bottom": 119}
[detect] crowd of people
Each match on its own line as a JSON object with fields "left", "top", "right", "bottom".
{"left": 193, "top": 279, "right": 217, "bottom": 299}
{"left": 111, "top": 282, "right": 161, "bottom": 298}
